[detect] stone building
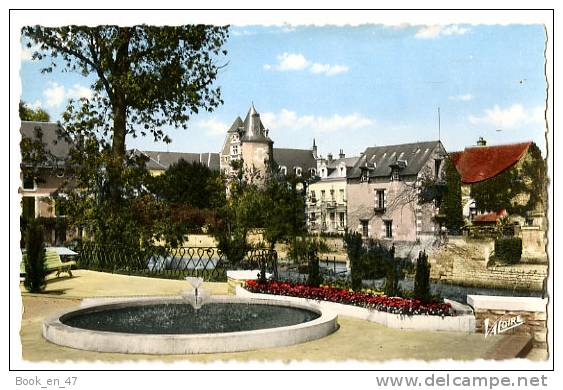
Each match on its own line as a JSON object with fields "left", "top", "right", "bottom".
{"left": 346, "top": 140, "right": 447, "bottom": 242}
{"left": 306, "top": 149, "right": 359, "bottom": 234}
{"left": 220, "top": 105, "right": 316, "bottom": 184}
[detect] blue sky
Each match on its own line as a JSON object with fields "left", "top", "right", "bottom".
{"left": 20, "top": 23, "right": 548, "bottom": 157}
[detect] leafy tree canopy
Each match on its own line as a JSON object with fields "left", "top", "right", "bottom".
{"left": 19, "top": 101, "right": 50, "bottom": 122}
{"left": 23, "top": 25, "right": 229, "bottom": 204}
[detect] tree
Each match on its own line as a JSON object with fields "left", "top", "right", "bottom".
{"left": 19, "top": 101, "right": 50, "bottom": 122}
{"left": 470, "top": 143, "right": 546, "bottom": 215}
{"left": 148, "top": 159, "right": 225, "bottom": 209}
{"left": 344, "top": 231, "right": 365, "bottom": 290}
{"left": 261, "top": 174, "right": 306, "bottom": 250}
{"left": 23, "top": 218, "right": 47, "bottom": 293}
{"left": 441, "top": 158, "right": 464, "bottom": 231}
{"left": 23, "top": 25, "right": 229, "bottom": 206}
{"left": 414, "top": 251, "right": 431, "bottom": 303}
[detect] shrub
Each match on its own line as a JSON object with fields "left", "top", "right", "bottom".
{"left": 492, "top": 237, "right": 522, "bottom": 264}
{"left": 23, "top": 219, "right": 47, "bottom": 293}
{"left": 414, "top": 251, "right": 431, "bottom": 303}
{"left": 344, "top": 231, "right": 364, "bottom": 290}
{"left": 306, "top": 246, "right": 322, "bottom": 287}
{"left": 383, "top": 245, "right": 400, "bottom": 297}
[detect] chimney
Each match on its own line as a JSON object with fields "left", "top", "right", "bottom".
{"left": 327, "top": 153, "right": 333, "bottom": 162}
{"left": 477, "top": 137, "right": 487, "bottom": 146}
{"left": 339, "top": 149, "right": 345, "bottom": 159}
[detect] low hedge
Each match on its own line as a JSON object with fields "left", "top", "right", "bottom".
{"left": 492, "top": 237, "right": 522, "bottom": 264}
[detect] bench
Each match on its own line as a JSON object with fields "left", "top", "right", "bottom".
{"left": 20, "top": 250, "right": 76, "bottom": 278}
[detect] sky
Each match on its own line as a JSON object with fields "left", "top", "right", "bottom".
{"left": 19, "top": 23, "right": 548, "bottom": 157}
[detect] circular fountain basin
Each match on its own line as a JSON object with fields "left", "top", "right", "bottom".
{"left": 43, "top": 296, "right": 338, "bottom": 354}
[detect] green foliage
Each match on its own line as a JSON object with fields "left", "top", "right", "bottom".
{"left": 23, "top": 219, "right": 47, "bottom": 293}
{"left": 383, "top": 245, "right": 400, "bottom": 297}
{"left": 344, "top": 231, "right": 364, "bottom": 290}
{"left": 470, "top": 143, "right": 546, "bottom": 216}
{"left": 414, "top": 251, "right": 431, "bottom": 303}
{"left": 262, "top": 175, "right": 306, "bottom": 249}
{"left": 344, "top": 232, "right": 395, "bottom": 291}
{"left": 19, "top": 101, "right": 50, "bottom": 122}
{"left": 441, "top": 158, "right": 464, "bottom": 231}
{"left": 491, "top": 237, "right": 523, "bottom": 265}
{"left": 23, "top": 25, "right": 229, "bottom": 207}
{"left": 148, "top": 159, "right": 225, "bottom": 209}
{"left": 212, "top": 183, "right": 263, "bottom": 264}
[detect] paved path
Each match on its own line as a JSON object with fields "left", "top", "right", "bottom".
{"left": 19, "top": 270, "right": 533, "bottom": 363}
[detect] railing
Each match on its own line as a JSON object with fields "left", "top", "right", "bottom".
{"left": 75, "top": 242, "right": 277, "bottom": 282}
{"left": 276, "top": 255, "right": 349, "bottom": 283}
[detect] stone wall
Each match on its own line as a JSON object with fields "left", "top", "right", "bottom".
{"left": 468, "top": 295, "right": 548, "bottom": 350}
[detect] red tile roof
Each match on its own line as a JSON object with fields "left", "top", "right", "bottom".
{"left": 473, "top": 209, "right": 508, "bottom": 223}
{"left": 451, "top": 142, "right": 531, "bottom": 184}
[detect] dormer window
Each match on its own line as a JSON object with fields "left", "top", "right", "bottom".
{"left": 391, "top": 168, "right": 400, "bottom": 181}
{"left": 309, "top": 168, "right": 317, "bottom": 176}
{"left": 321, "top": 168, "right": 326, "bottom": 177}
{"left": 280, "top": 166, "right": 287, "bottom": 175}
{"left": 294, "top": 167, "right": 302, "bottom": 177}
{"left": 360, "top": 170, "right": 369, "bottom": 183}
{"left": 340, "top": 167, "right": 345, "bottom": 176}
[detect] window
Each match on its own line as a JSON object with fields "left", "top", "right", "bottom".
{"left": 361, "top": 220, "right": 369, "bottom": 238}
{"left": 23, "top": 175, "right": 35, "bottom": 190}
{"left": 434, "top": 159, "right": 442, "bottom": 178}
{"left": 340, "top": 167, "right": 345, "bottom": 176}
{"left": 231, "top": 145, "right": 239, "bottom": 155}
{"left": 310, "top": 212, "right": 316, "bottom": 221}
{"left": 376, "top": 189, "right": 385, "bottom": 210}
{"left": 360, "top": 170, "right": 369, "bottom": 182}
{"left": 295, "top": 167, "right": 302, "bottom": 176}
{"left": 339, "top": 212, "right": 345, "bottom": 227}
{"left": 22, "top": 197, "right": 35, "bottom": 219}
{"left": 391, "top": 168, "right": 400, "bottom": 181}
{"left": 310, "top": 190, "right": 316, "bottom": 202}
{"left": 339, "top": 189, "right": 345, "bottom": 202}
{"left": 309, "top": 168, "right": 317, "bottom": 176}
{"left": 330, "top": 189, "right": 335, "bottom": 200}
{"left": 280, "top": 166, "right": 287, "bottom": 175}
{"left": 385, "top": 220, "right": 393, "bottom": 238}
{"left": 321, "top": 190, "right": 325, "bottom": 200}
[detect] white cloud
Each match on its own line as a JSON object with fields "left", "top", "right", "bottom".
{"left": 42, "top": 82, "right": 92, "bottom": 108}
{"left": 28, "top": 100, "right": 43, "bottom": 110}
{"left": 468, "top": 104, "right": 545, "bottom": 129}
{"left": 449, "top": 94, "right": 473, "bottom": 102}
{"left": 43, "top": 82, "right": 66, "bottom": 107}
{"left": 277, "top": 52, "right": 310, "bottom": 71}
{"left": 310, "top": 63, "right": 349, "bottom": 76}
{"left": 261, "top": 109, "right": 375, "bottom": 134}
{"left": 67, "top": 84, "right": 93, "bottom": 100}
{"left": 196, "top": 118, "right": 229, "bottom": 137}
{"left": 415, "top": 24, "right": 470, "bottom": 39}
{"left": 264, "top": 52, "right": 349, "bottom": 76}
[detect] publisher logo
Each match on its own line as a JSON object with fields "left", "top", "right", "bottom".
{"left": 484, "top": 315, "right": 525, "bottom": 337}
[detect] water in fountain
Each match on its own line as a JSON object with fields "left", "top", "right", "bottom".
{"left": 182, "top": 276, "right": 210, "bottom": 309}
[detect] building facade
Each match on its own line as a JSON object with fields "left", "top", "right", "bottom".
{"left": 306, "top": 149, "right": 359, "bottom": 234}
{"left": 346, "top": 140, "right": 447, "bottom": 242}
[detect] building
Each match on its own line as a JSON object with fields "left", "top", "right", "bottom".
{"left": 20, "top": 121, "right": 73, "bottom": 244}
{"left": 346, "top": 140, "right": 447, "bottom": 242}
{"left": 306, "top": 149, "right": 359, "bottom": 234}
{"left": 220, "top": 105, "right": 316, "bottom": 184}
{"left": 134, "top": 150, "right": 220, "bottom": 176}
{"left": 449, "top": 139, "right": 544, "bottom": 225}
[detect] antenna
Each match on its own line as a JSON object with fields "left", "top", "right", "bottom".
{"left": 438, "top": 107, "right": 441, "bottom": 141}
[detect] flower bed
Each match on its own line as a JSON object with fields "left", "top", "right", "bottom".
{"left": 244, "top": 280, "right": 453, "bottom": 317}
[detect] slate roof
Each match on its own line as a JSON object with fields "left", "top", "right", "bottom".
{"left": 240, "top": 105, "right": 273, "bottom": 144}
{"left": 325, "top": 156, "right": 361, "bottom": 179}
{"left": 273, "top": 148, "right": 316, "bottom": 171}
{"left": 137, "top": 150, "right": 220, "bottom": 171}
{"left": 20, "top": 121, "right": 72, "bottom": 161}
{"left": 348, "top": 140, "right": 443, "bottom": 179}
{"left": 451, "top": 142, "right": 531, "bottom": 184}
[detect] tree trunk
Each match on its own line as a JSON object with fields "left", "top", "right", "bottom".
{"left": 109, "top": 29, "right": 131, "bottom": 207}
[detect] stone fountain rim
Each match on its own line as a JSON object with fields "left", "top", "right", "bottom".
{"left": 42, "top": 296, "right": 339, "bottom": 354}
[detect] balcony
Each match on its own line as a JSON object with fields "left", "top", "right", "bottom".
{"left": 326, "top": 200, "right": 337, "bottom": 208}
